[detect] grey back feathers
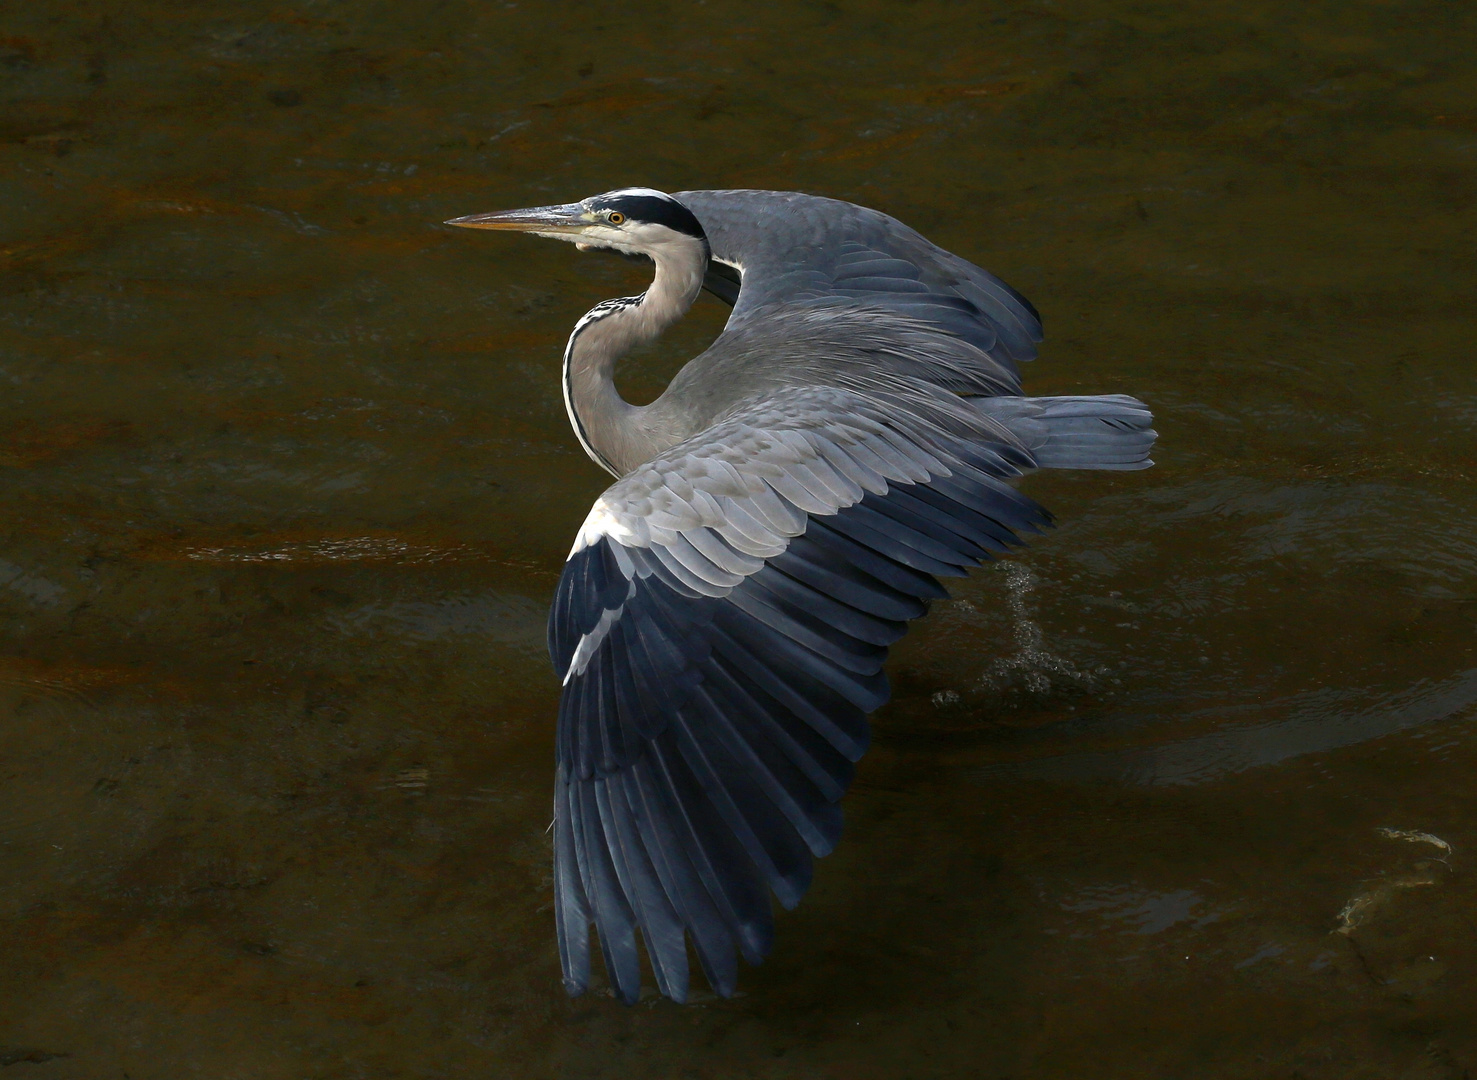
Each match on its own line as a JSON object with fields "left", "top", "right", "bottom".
{"left": 678, "top": 189, "right": 1043, "bottom": 376}
{"left": 486, "top": 188, "right": 1157, "bottom": 1005}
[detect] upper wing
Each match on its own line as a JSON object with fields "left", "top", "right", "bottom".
{"left": 674, "top": 189, "right": 1043, "bottom": 390}
{"left": 548, "top": 384, "right": 1053, "bottom": 1004}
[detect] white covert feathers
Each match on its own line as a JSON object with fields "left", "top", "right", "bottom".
{"left": 562, "top": 592, "right": 633, "bottom": 683}
{"left": 564, "top": 379, "right": 1035, "bottom": 594}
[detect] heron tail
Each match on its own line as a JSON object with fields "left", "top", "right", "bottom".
{"left": 970, "top": 394, "right": 1156, "bottom": 471}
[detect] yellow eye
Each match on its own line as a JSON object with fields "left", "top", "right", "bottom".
{"left": 607, "top": 211, "right": 626, "bottom": 225}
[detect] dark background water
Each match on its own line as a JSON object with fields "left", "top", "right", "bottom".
{"left": 2, "top": 1, "right": 1475, "bottom": 1076}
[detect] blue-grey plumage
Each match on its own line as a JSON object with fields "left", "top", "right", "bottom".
{"left": 447, "top": 187, "right": 1156, "bottom": 1004}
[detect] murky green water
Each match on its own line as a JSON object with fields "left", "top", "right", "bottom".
{"left": 3, "top": 1, "right": 1475, "bottom": 1076}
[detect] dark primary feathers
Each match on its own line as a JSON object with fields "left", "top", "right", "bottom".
{"left": 551, "top": 385, "right": 1064, "bottom": 1003}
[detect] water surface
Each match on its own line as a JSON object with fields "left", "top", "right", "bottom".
{"left": 2, "top": 1, "right": 1475, "bottom": 1076}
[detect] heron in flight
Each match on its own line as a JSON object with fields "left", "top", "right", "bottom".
{"left": 447, "top": 188, "right": 1155, "bottom": 1004}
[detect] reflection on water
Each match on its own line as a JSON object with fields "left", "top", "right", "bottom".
{"left": 180, "top": 536, "right": 482, "bottom": 564}
{"left": 973, "top": 667, "right": 1477, "bottom": 787}
{"left": 2, "top": 0, "right": 1476, "bottom": 1076}
{"left": 328, "top": 589, "right": 546, "bottom": 648}
{"left": 1059, "top": 884, "right": 1212, "bottom": 936}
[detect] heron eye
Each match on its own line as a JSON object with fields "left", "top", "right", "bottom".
{"left": 607, "top": 211, "right": 626, "bottom": 225}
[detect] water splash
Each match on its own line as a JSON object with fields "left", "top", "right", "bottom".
{"left": 973, "top": 562, "right": 1108, "bottom": 698}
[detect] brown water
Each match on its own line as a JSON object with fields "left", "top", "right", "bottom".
{"left": 3, "top": 1, "right": 1475, "bottom": 1076}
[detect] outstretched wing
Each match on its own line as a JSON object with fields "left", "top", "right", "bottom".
{"left": 548, "top": 383, "right": 1055, "bottom": 1004}
{"left": 675, "top": 189, "right": 1043, "bottom": 389}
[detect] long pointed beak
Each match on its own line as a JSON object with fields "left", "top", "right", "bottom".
{"left": 444, "top": 202, "right": 590, "bottom": 235}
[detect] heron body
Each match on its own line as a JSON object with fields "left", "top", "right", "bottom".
{"left": 448, "top": 188, "right": 1155, "bottom": 1004}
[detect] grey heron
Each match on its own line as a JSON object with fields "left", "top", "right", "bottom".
{"left": 447, "top": 187, "right": 1155, "bottom": 1005}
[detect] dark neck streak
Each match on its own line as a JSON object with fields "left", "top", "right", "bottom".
{"left": 560, "top": 237, "right": 707, "bottom": 476}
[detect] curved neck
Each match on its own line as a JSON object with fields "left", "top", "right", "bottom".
{"left": 562, "top": 234, "right": 708, "bottom": 476}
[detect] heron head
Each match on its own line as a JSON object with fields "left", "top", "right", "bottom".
{"left": 445, "top": 187, "right": 707, "bottom": 259}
